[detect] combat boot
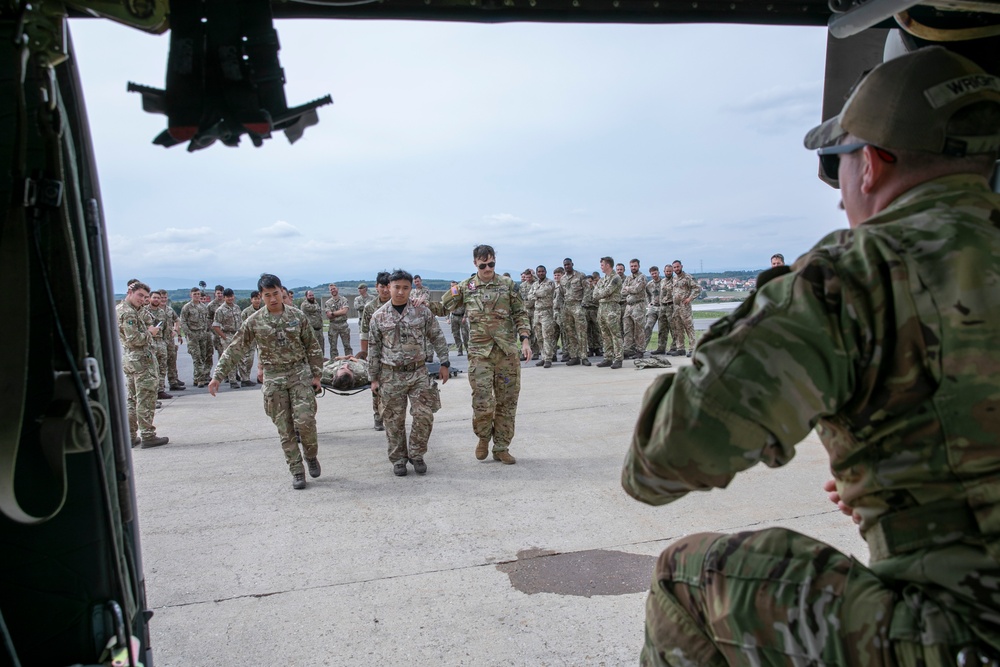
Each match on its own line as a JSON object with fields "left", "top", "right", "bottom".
{"left": 543, "top": 360, "right": 552, "bottom": 368}
{"left": 475, "top": 438, "right": 489, "bottom": 460}
{"left": 596, "top": 360, "right": 612, "bottom": 367}
{"left": 374, "top": 415, "right": 385, "bottom": 431}
{"left": 140, "top": 435, "right": 169, "bottom": 449}
{"left": 581, "top": 357, "right": 591, "bottom": 366}
{"left": 686, "top": 350, "right": 693, "bottom": 358}
{"left": 292, "top": 473, "right": 307, "bottom": 489}
{"left": 169, "top": 383, "right": 186, "bottom": 391}
{"left": 393, "top": 461, "right": 408, "bottom": 476}
{"left": 566, "top": 358, "right": 580, "bottom": 366}
{"left": 411, "top": 458, "right": 427, "bottom": 474}
{"left": 230, "top": 381, "right": 240, "bottom": 390}
{"left": 535, "top": 360, "right": 546, "bottom": 367}
{"left": 131, "top": 435, "right": 141, "bottom": 447}
{"left": 610, "top": 360, "right": 622, "bottom": 369}
{"left": 306, "top": 457, "right": 321, "bottom": 478}
{"left": 668, "top": 349, "right": 685, "bottom": 357}
{"left": 651, "top": 348, "right": 666, "bottom": 356}
{"left": 241, "top": 380, "right": 256, "bottom": 387}
{"left": 493, "top": 450, "right": 517, "bottom": 465}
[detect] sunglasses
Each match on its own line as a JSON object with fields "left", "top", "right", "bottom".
{"left": 477, "top": 261, "right": 496, "bottom": 270}
{"left": 817, "top": 142, "right": 897, "bottom": 183}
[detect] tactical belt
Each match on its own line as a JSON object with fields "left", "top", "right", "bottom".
{"left": 265, "top": 361, "right": 307, "bottom": 374}
{"left": 383, "top": 361, "right": 424, "bottom": 373}
{"left": 866, "top": 500, "right": 981, "bottom": 562}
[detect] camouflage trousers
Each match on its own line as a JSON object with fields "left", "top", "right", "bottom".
{"left": 166, "top": 339, "right": 180, "bottom": 385}
{"left": 533, "top": 307, "right": 557, "bottom": 362}
{"left": 262, "top": 371, "right": 318, "bottom": 475}
{"left": 153, "top": 341, "right": 168, "bottom": 391}
{"left": 598, "top": 302, "right": 624, "bottom": 362}
{"left": 643, "top": 307, "right": 658, "bottom": 349}
{"left": 624, "top": 302, "right": 647, "bottom": 354}
{"left": 450, "top": 315, "right": 469, "bottom": 354}
{"left": 585, "top": 307, "right": 601, "bottom": 353}
{"left": 380, "top": 368, "right": 439, "bottom": 463}
{"left": 552, "top": 310, "right": 562, "bottom": 353}
{"left": 561, "top": 301, "right": 588, "bottom": 360}
{"left": 218, "top": 334, "right": 240, "bottom": 383}
{"left": 656, "top": 305, "right": 675, "bottom": 351}
{"left": 210, "top": 330, "right": 224, "bottom": 362}
{"left": 239, "top": 343, "right": 257, "bottom": 383}
{"left": 670, "top": 302, "right": 697, "bottom": 352}
{"left": 312, "top": 327, "right": 325, "bottom": 357}
{"left": 328, "top": 323, "right": 353, "bottom": 357}
{"left": 125, "top": 361, "right": 159, "bottom": 439}
{"left": 642, "top": 528, "right": 973, "bottom": 667}
{"left": 468, "top": 345, "right": 521, "bottom": 451}
{"left": 186, "top": 331, "right": 212, "bottom": 384}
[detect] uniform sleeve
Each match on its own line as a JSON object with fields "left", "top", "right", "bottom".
{"left": 441, "top": 281, "right": 465, "bottom": 314}
{"left": 368, "top": 317, "right": 383, "bottom": 380}
{"left": 622, "top": 255, "right": 864, "bottom": 506}
{"left": 508, "top": 279, "right": 531, "bottom": 335}
{"left": 426, "top": 310, "right": 449, "bottom": 363}
{"left": 689, "top": 277, "right": 702, "bottom": 300}
{"left": 214, "top": 321, "right": 254, "bottom": 381}
{"left": 301, "top": 319, "right": 323, "bottom": 377}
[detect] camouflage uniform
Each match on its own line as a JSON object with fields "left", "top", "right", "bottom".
{"left": 354, "top": 293, "right": 375, "bottom": 319}
{"left": 531, "top": 278, "right": 557, "bottom": 363}
{"left": 520, "top": 279, "right": 539, "bottom": 356}
{"left": 147, "top": 304, "right": 170, "bottom": 392}
{"left": 207, "top": 297, "right": 225, "bottom": 363}
{"left": 239, "top": 304, "right": 262, "bottom": 382}
{"left": 656, "top": 273, "right": 675, "bottom": 353}
{"left": 449, "top": 304, "right": 470, "bottom": 355}
{"left": 163, "top": 302, "right": 182, "bottom": 388}
{"left": 668, "top": 270, "right": 701, "bottom": 353}
{"left": 213, "top": 302, "right": 243, "bottom": 384}
{"left": 411, "top": 286, "right": 434, "bottom": 361}
{"left": 369, "top": 301, "right": 449, "bottom": 464}
{"left": 360, "top": 296, "right": 391, "bottom": 425}
{"left": 623, "top": 174, "right": 1000, "bottom": 666}
{"left": 324, "top": 294, "right": 352, "bottom": 357}
{"left": 582, "top": 278, "right": 601, "bottom": 355}
{"left": 559, "top": 270, "right": 589, "bottom": 361}
{"left": 643, "top": 277, "right": 661, "bottom": 350}
{"left": 215, "top": 306, "right": 323, "bottom": 476}
{"left": 320, "top": 357, "right": 369, "bottom": 389}
{"left": 552, "top": 280, "right": 564, "bottom": 356}
{"left": 299, "top": 297, "right": 325, "bottom": 357}
{"left": 621, "top": 270, "right": 648, "bottom": 355}
{"left": 592, "top": 272, "right": 623, "bottom": 363}
{"left": 116, "top": 300, "right": 160, "bottom": 440}
{"left": 180, "top": 298, "right": 212, "bottom": 384}
{"left": 442, "top": 274, "right": 530, "bottom": 454}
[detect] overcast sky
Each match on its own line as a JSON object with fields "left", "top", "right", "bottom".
{"left": 70, "top": 18, "right": 845, "bottom": 291}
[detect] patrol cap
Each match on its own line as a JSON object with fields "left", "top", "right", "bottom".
{"left": 804, "top": 46, "right": 1000, "bottom": 156}
{"left": 357, "top": 282, "right": 368, "bottom": 289}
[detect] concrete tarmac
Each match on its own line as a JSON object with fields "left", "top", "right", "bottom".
{"left": 141, "top": 324, "right": 867, "bottom": 666}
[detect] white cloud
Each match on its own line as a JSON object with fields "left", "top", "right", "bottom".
{"left": 255, "top": 220, "right": 302, "bottom": 238}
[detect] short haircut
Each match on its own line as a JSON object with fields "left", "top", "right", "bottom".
{"left": 157, "top": 289, "right": 168, "bottom": 295}
{"left": 601, "top": 256, "right": 614, "bottom": 266}
{"left": 331, "top": 368, "right": 354, "bottom": 391}
{"left": 672, "top": 260, "right": 682, "bottom": 265}
{"left": 648, "top": 266, "right": 659, "bottom": 272}
{"left": 413, "top": 274, "right": 421, "bottom": 280}
{"left": 250, "top": 291, "right": 260, "bottom": 298}
{"left": 616, "top": 263, "right": 625, "bottom": 269}
{"left": 771, "top": 253, "right": 785, "bottom": 262}
{"left": 536, "top": 265, "right": 546, "bottom": 272}
{"left": 375, "top": 271, "right": 391, "bottom": 287}
{"left": 553, "top": 267, "right": 565, "bottom": 274}
{"left": 563, "top": 258, "right": 573, "bottom": 264}
{"left": 473, "top": 244, "right": 495, "bottom": 261}
{"left": 190, "top": 287, "right": 201, "bottom": 294}
{"left": 127, "top": 279, "right": 150, "bottom": 293}
{"left": 258, "top": 273, "right": 283, "bottom": 291}
{"left": 388, "top": 269, "right": 413, "bottom": 284}
{"left": 214, "top": 284, "right": 224, "bottom": 292}
{"left": 223, "top": 288, "right": 234, "bottom": 297}
{"left": 630, "top": 258, "right": 640, "bottom": 265}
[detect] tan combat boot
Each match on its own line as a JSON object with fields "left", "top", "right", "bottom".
{"left": 475, "top": 439, "right": 489, "bottom": 460}
{"left": 493, "top": 450, "right": 516, "bottom": 465}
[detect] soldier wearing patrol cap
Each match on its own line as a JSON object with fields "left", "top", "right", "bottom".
{"left": 623, "top": 46, "right": 1000, "bottom": 666}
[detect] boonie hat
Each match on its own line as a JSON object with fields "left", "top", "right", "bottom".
{"left": 357, "top": 282, "right": 368, "bottom": 289}
{"left": 804, "top": 46, "right": 1000, "bottom": 156}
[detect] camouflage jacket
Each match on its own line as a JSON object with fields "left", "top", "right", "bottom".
{"left": 368, "top": 301, "right": 448, "bottom": 381}
{"left": 320, "top": 357, "right": 370, "bottom": 388}
{"left": 553, "top": 282, "right": 564, "bottom": 313}
{"left": 180, "top": 299, "right": 210, "bottom": 333}
{"left": 354, "top": 293, "right": 374, "bottom": 316}
{"left": 669, "top": 271, "right": 701, "bottom": 303}
{"left": 299, "top": 298, "right": 324, "bottom": 330}
{"left": 532, "top": 278, "right": 556, "bottom": 312}
{"left": 359, "top": 297, "right": 391, "bottom": 341}
{"left": 645, "top": 278, "right": 662, "bottom": 308}
{"left": 241, "top": 304, "right": 262, "bottom": 321}
{"left": 622, "top": 174, "right": 1000, "bottom": 647}
{"left": 592, "top": 273, "right": 622, "bottom": 304}
{"left": 411, "top": 286, "right": 431, "bottom": 303}
{"left": 324, "top": 295, "right": 349, "bottom": 326}
{"left": 520, "top": 280, "right": 536, "bottom": 313}
{"left": 207, "top": 298, "right": 225, "bottom": 322}
{"left": 560, "top": 270, "right": 588, "bottom": 303}
{"left": 215, "top": 305, "right": 323, "bottom": 383}
{"left": 116, "top": 300, "right": 155, "bottom": 374}
{"left": 442, "top": 273, "right": 530, "bottom": 359}
{"left": 213, "top": 302, "right": 242, "bottom": 336}
{"left": 147, "top": 306, "right": 169, "bottom": 346}
{"left": 659, "top": 275, "right": 674, "bottom": 306}
{"left": 622, "top": 271, "right": 647, "bottom": 305}
{"left": 581, "top": 280, "right": 596, "bottom": 308}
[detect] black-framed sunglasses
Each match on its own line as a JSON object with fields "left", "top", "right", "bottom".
{"left": 477, "top": 261, "right": 496, "bottom": 270}
{"left": 817, "top": 142, "right": 897, "bottom": 182}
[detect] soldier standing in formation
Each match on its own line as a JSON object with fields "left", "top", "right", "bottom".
{"left": 324, "top": 284, "right": 352, "bottom": 358}
{"left": 583, "top": 272, "right": 602, "bottom": 358}
{"left": 593, "top": 257, "right": 624, "bottom": 369}
{"left": 559, "top": 258, "right": 591, "bottom": 367}
{"left": 642, "top": 265, "right": 662, "bottom": 353}
{"left": 157, "top": 289, "right": 186, "bottom": 392}
{"left": 212, "top": 288, "right": 244, "bottom": 389}
{"left": 551, "top": 266, "right": 565, "bottom": 360}
{"left": 519, "top": 269, "right": 539, "bottom": 360}
{"left": 623, "top": 46, "right": 1000, "bottom": 665}
{"left": 369, "top": 269, "right": 450, "bottom": 477}
{"left": 667, "top": 260, "right": 701, "bottom": 358}
{"left": 116, "top": 280, "right": 168, "bottom": 448}
{"left": 530, "top": 265, "right": 557, "bottom": 368}
{"left": 210, "top": 274, "right": 323, "bottom": 490}
{"left": 180, "top": 286, "right": 212, "bottom": 387}
{"left": 146, "top": 291, "right": 173, "bottom": 400}
{"left": 236, "top": 291, "right": 261, "bottom": 385}
{"left": 441, "top": 245, "right": 531, "bottom": 464}
{"left": 359, "top": 272, "right": 392, "bottom": 430}
{"left": 621, "top": 258, "right": 648, "bottom": 359}
{"left": 207, "top": 285, "right": 225, "bottom": 364}
{"left": 651, "top": 264, "right": 676, "bottom": 356}
{"left": 299, "top": 289, "right": 325, "bottom": 357}
{"left": 448, "top": 280, "right": 470, "bottom": 356}
{"left": 353, "top": 282, "right": 374, "bottom": 317}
